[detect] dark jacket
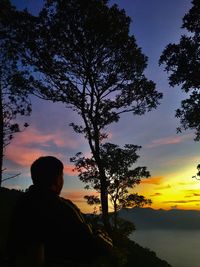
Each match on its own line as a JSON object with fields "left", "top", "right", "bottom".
{"left": 7, "top": 185, "right": 112, "bottom": 266}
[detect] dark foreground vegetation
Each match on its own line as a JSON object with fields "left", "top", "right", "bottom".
{"left": 0, "top": 187, "right": 171, "bottom": 267}
{"left": 114, "top": 238, "right": 171, "bottom": 267}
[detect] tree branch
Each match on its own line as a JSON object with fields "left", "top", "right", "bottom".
{"left": 2, "top": 173, "right": 21, "bottom": 183}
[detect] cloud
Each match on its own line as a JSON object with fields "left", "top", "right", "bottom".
{"left": 185, "top": 193, "right": 200, "bottom": 198}
{"left": 61, "top": 190, "right": 86, "bottom": 203}
{"left": 157, "top": 184, "right": 172, "bottom": 190}
{"left": 4, "top": 126, "right": 83, "bottom": 176}
{"left": 106, "top": 132, "right": 113, "bottom": 140}
{"left": 171, "top": 205, "right": 178, "bottom": 209}
{"left": 178, "top": 182, "right": 189, "bottom": 186}
{"left": 5, "top": 143, "right": 77, "bottom": 176}
{"left": 64, "top": 165, "right": 78, "bottom": 176}
{"left": 9, "top": 127, "right": 81, "bottom": 149}
{"left": 183, "top": 189, "right": 200, "bottom": 195}
{"left": 193, "top": 193, "right": 200, "bottom": 196}
{"left": 150, "top": 192, "right": 162, "bottom": 197}
{"left": 163, "top": 200, "right": 200, "bottom": 204}
{"left": 147, "top": 134, "right": 191, "bottom": 148}
{"left": 6, "top": 146, "right": 49, "bottom": 167}
{"left": 61, "top": 190, "right": 98, "bottom": 203}
{"left": 141, "top": 176, "right": 163, "bottom": 185}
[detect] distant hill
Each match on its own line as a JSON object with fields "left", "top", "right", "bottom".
{"left": 119, "top": 207, "right": 200, "bottom": 230}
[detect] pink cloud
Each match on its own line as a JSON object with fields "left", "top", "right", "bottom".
{"left": 8, "top": 127, "right": 82, "bottom": 149}
{"left": 107, "top": 132, "right": 113, "bottom": 140}
{"left": 5, "top": 127, "right": 117, "bottom": 176}
{"left": 4, "top": 126, "right": 85, "bottom": 174}
{"left": 64, "top": 165, "right": 78, "bottom": 176}
{"left": 6, "top": 145, "right": 48, "bottom": 167}
{"left": 13, "top": 128, "right": 54, "bottom": 146}
{"left": 147, "top": 134, "right": 191, "bottom": 148}
{"left": 6, "top": 144, "right": 77, "bottom": 176}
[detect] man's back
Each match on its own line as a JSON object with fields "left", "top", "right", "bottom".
{"left": 8, "top": 185, "right": 111, "bottom": 266}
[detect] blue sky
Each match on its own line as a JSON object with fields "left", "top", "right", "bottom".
{"left": 4, "top": 0, "right": 200, "bottom": 212}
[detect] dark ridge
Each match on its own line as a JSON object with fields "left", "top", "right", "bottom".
{"left": 119, "top": 207, "right": 200, "bottom": 230}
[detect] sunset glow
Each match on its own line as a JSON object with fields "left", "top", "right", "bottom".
{"left": 4, "top": 0, "right": 200, "bottom": 214}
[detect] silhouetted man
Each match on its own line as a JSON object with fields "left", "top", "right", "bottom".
{"left": 7, "top": 156, "right": 113, "bottom": 267}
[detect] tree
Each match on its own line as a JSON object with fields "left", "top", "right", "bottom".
{"left": 160, "top": 0, "right": 200, "bottom": 181}
{"left": 19, "top": 0, "right": 162, "bottom": 229}
{"left": 192, "top": 164, "right": 200, "bottom": 180}
{"left": 0, "top": 0, "right": 31, "bottom": 186}
{"left": 160, "top": 0, "right": 200, "bottom": 140}
{"left": 71, "top": 143, "right": 152, "bottom": 230}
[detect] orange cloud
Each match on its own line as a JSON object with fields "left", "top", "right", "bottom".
{"left": 64, "top": 165, "right": 78, "bottom": 176}
{"left": 61, "top": 190, "right": 98, "bottom": 203}
{"left": 141, "top": 176, "right": 163, "bottom": 185}
{"left": 59, "top": 190, "right": 93, "bottom": 213}
{"left": 61, "top": 190, "right": 86, "bottom": 202}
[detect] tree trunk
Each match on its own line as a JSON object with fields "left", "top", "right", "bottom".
{"left": 93, "top": 147, "right": 110, "bottom": 232}
{"left": 114, "top": 202, "right": 118, "bottom": 230}
{"left": 99, "top": 168, "right": 110, "bottom": 232}
{"left": 81, "top": 100, "right": 111, "bottom": 232}
{"left": 0, "top": 85, "right": 3, "bottom": 187}
{"left": 85, "top": 120, "right": 111, "bottom": 232}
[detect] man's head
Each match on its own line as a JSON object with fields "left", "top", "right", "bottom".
{"left": 31, "top": 156, "right": 64, "bottom": 194}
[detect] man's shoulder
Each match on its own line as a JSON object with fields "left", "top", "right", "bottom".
{"left": 59, "top": 197, "right": 86, "bottom": 223}
{"left": 59, "top": 197, "right": 80, "bottom": 214}
{"left": 60, "top": 197, "right": 75, "bottom": 205}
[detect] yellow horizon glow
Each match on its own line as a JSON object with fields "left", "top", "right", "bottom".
{"left": 70, "top": 164, "right": 200, "bottom": 213}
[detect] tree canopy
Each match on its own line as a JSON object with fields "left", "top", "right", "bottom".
{"left": 0, "top": 0, "right": 31, "bottom": 186}
{"left": 160, "top": 0, "right": 200, "bottom": 140}
{"left": 71, "top": 143, "right": 151, "bottom": 230}
{"left": 17, "top": 0, "right": 162, "bottom": 228}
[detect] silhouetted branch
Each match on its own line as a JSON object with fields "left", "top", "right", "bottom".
{"left": 2, "top": 173, "right": 21, "bottom": 183}
{"left": 192, "top": 175, "right": 200, "bottom": 181}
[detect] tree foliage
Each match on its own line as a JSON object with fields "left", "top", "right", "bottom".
{"left": 160, "top": 0, "right": 200, "bottom": 140}
{"left": 0, "top": 0, "right": 31, "bottom": 185}
{"left": 19, "top": 0, "right": 162, "bottom": 228}
{"left": 71, "top": 143, "right": 152, "bottom": 230}
{"left": 192, "top": 164, "right": 200, "bottom": 180}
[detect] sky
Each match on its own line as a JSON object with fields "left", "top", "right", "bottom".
{"left": 4, "top": 0, "right": 200, "bottom": 213}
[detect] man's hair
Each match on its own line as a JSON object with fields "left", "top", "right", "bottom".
{"left": 31, "top": 156, "right": 64, "bottom": 187}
